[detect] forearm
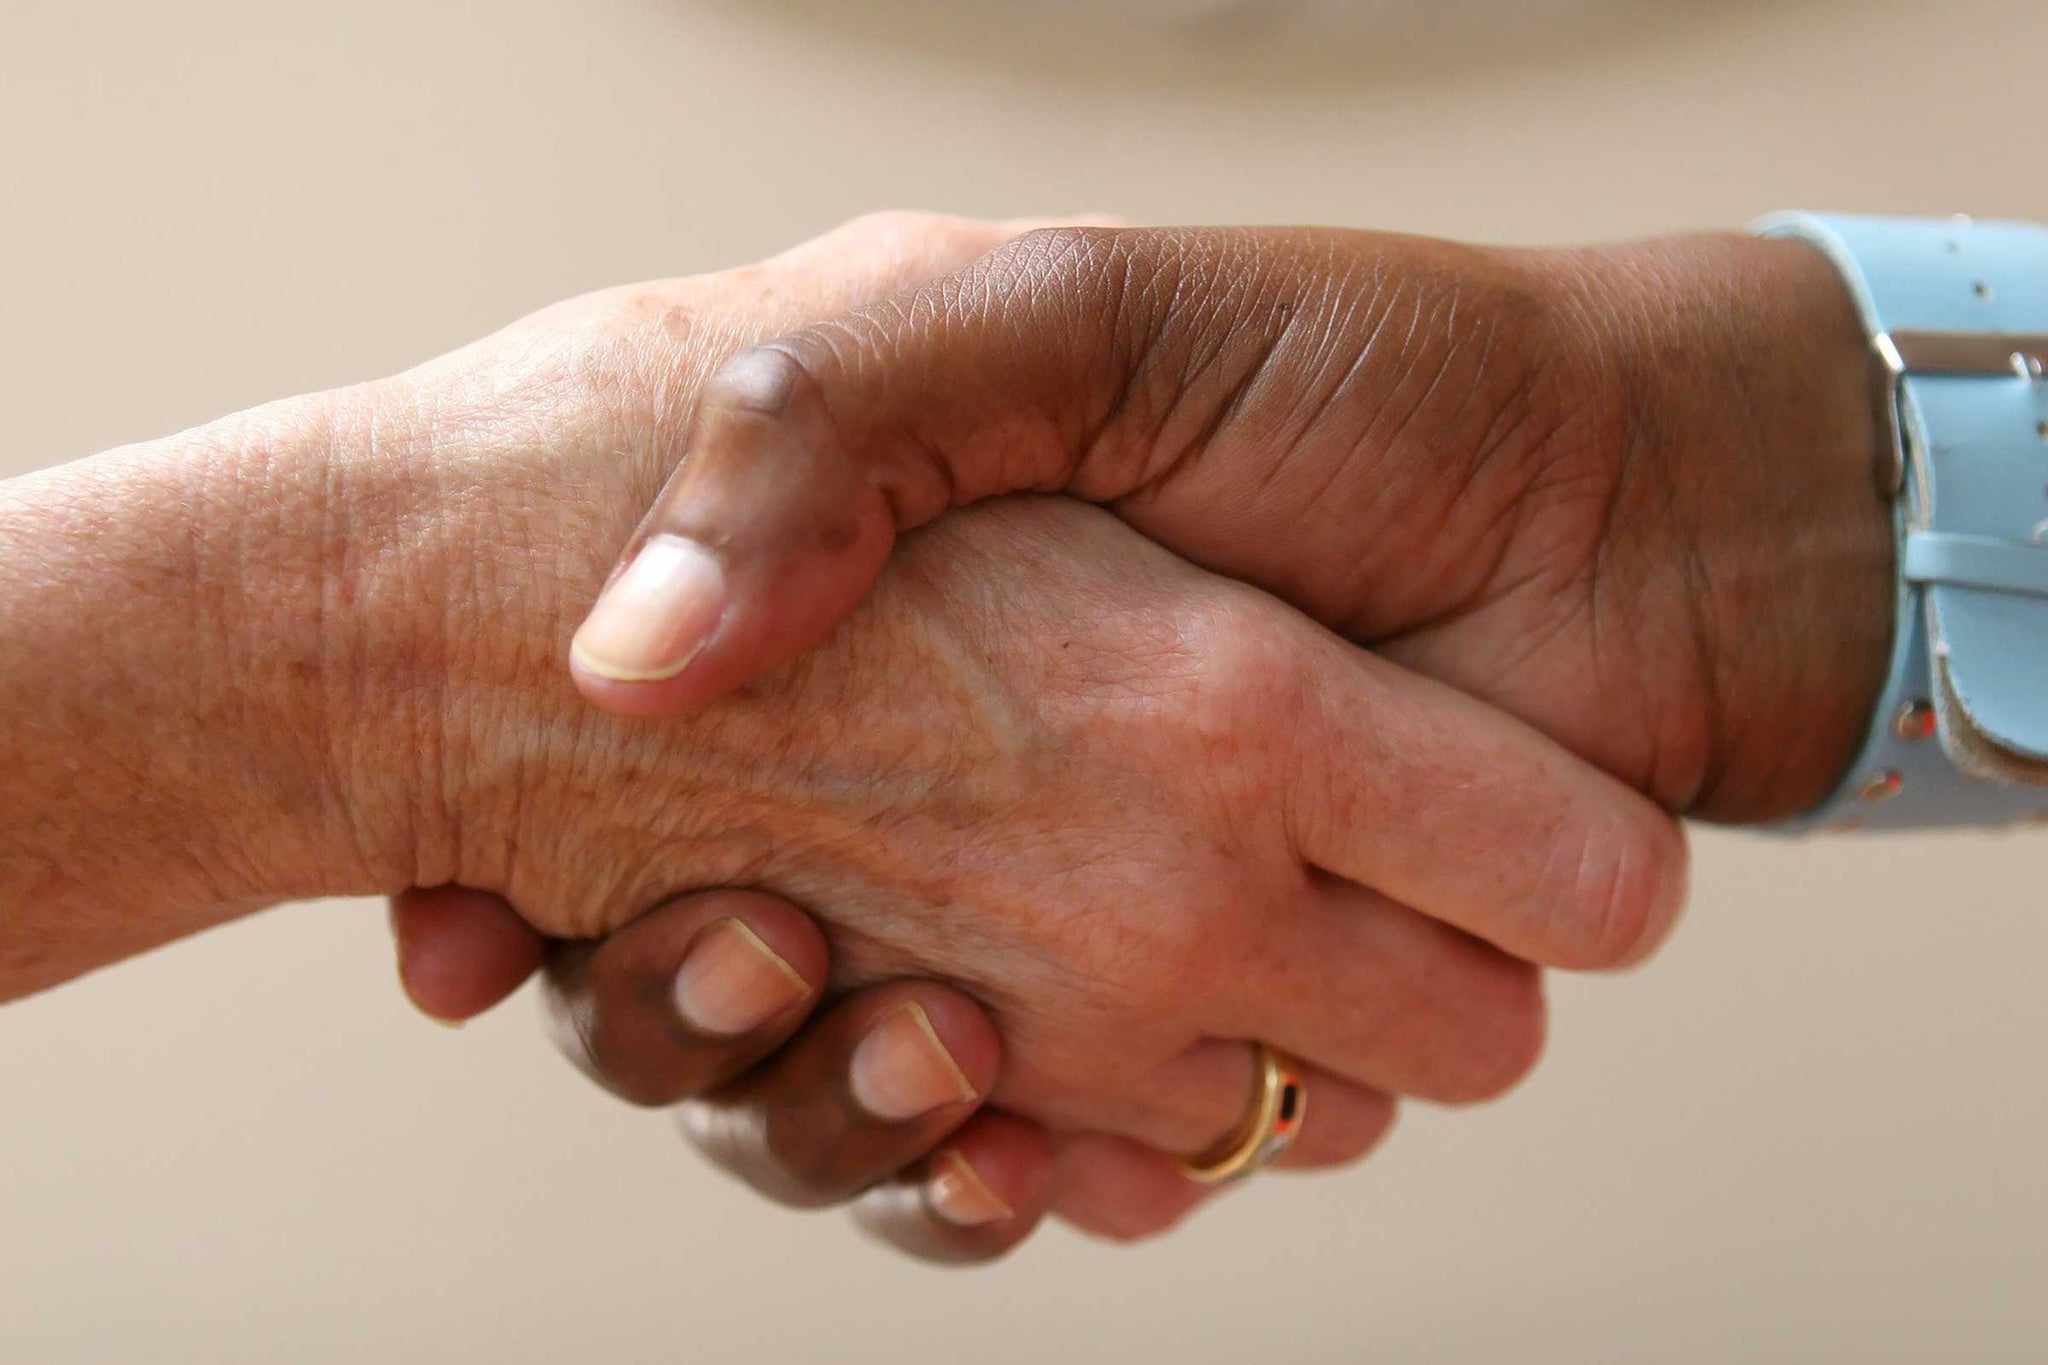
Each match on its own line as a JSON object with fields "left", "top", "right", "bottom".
{"left": 0, "top": 397, "right": 396, "bottom": 999}
{"left": 0, "top": 354, "right": 793, "bottom": 992}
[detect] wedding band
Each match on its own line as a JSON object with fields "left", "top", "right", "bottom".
{"left": 1177, "top": 1043, "right": 1306, "bottom": 1185}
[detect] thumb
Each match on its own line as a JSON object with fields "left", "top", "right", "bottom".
{"left": 567, "top": 225, "right": 1263, "bottom": 715}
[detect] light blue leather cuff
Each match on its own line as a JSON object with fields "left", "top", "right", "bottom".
{"left": 1754, "top": 212, "right": 2048, "bottom": 832}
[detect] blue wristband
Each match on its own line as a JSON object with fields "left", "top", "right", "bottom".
{"left": 1754, "top": 213, "right": 2048, "bottom": 832}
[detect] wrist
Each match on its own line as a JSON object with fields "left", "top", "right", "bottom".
{"left": 1563, "top": 233, "right": 1896, "bottom": 821}
{"left": 183, "top": 386, "right": 441, "bottom": 896}
{"left": 0, "top": 393, "right": 419, "bottom": 995}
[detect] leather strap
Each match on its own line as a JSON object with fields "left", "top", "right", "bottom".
{"left": 1755, "top": 212, "right": 2048, "bottom": 830}
{"left": 1904, "top": 532, "right": 2048, "bottom": 602}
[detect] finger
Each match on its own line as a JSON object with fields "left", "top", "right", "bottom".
{"left": 1044, "top": 1133, "right": 1220, "bottom": 1243}
{"left": 853, "top": 1077, "right": 1384, "bottom": 1265}
{"left": 850, "top": 1110, "right": 1052, "bottom": 1265}
{"left": 1140, "top": 1043, "right": 1398, "bottom": 1168}
{"left": 1008, "top": 1040, "right": 1396, "bottom": 1165}
{"left": 1272, "top": 1079, "right": 1400, "bottom": 1172}
{"left": 1043, "top": 1075, "right": 1398, "bottom": 1244}
{"left": 1211, "top": 880, "right": 1550, "bottom": 1104}
{"left": 544, "top": 889, "right": 828, "bottom": 1106}
{"left": 1286, "top": 632, "right": 1691, "bottom": 971}
{"left": 1041, "top": 1122, "right": 1358, "bottom": 1247}
{"left": 388, "top": 886, "right": 549, "bottom": 1024}
{"left": 676, "top": 980, "right": 998, "bottom": 1209}
{"left": 567, "top": 224, "right": 1214, "bottom": 715}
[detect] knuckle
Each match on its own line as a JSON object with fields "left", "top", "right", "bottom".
{"left": 676, "top": 1099, "right": 826, "bottom": 1207}
{"left": 701, "top": 342, "right": 821, "bottom": 422}
{"left": 759, "top": 1134, "right": 866, "bottom": 1209}
{"left": 679, "top": 1102, "right": 872, "bottom": 1211}
{"left": 540, "top": 966, "right": 712, "bottom": 1109}
{"left": 1074, "top": 586, "right": 1313, "bottom": 842}
{"left": 560, "top": 1023, "right": 676, "bottom": 1109}
{"left": 971, "top": 225, "right": 1212, "bottom": 495}
{"left": 1182, "top": 589, "right": 1310, "bottom": 741}
{"left": 1545, "top": 809, "right": 1691, "bottom": 971}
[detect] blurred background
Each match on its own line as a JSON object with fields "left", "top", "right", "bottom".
{"left": 4, "top": 1, "right": 2046, "bottom": 1360}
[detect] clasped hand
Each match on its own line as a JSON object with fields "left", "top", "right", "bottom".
{"left": 5, "top": 209, "right": 1893, "bottom": 1262}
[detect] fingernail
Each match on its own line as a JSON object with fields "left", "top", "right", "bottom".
{"left": 926, "top": 1148, "right": 1014, "bottom": 1227}
{"left": 672, "top": 919, "right": 809, "bottom": 1036}
{"left": 849, "top": 1002, "right": 977, "bottom": 1120}
{"left": 570, "top": 534, "right": 726, "bottom": 682}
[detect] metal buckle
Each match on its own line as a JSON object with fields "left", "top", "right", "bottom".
{"left": 1865, "top": 330, "right": 2048, "bottom": 496}
{"left": 1876, "top": 330, "right": 2048, "bottom": 381}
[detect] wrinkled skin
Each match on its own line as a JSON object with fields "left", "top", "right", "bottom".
{"left": 465, "top": 212, "right": 1898, "bottom": 1257}
{"left": 324, "top": 216, "right": 1685, "bottom": 1152}
{"left": 580, "top": 226, "right": 1894, "bottom": 821}
{"left": 0, "top": 212, "right": 1686, "bottom": 1254}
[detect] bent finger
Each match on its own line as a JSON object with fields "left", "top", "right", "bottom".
{"left": 543, "top": 888, "right": 829, "bottom": 1106}
{"left": 1207, "top": 879, "right": 1550, "bottom": 1105}
{"left": 1001, "top": 1037, "right": 1398, "bottom": 1163}
{"left": 1043, "top": 1133, "right": 1221, "bottom": 1244}
{"left": 1287, "top": 635, "right": 1691, "bottom": 971}
{"left": 850, "top": 1110, "right": 1052, "bottom": 1265}
{"left": 676, "top": 980, "right": 998, "bottom": 1208}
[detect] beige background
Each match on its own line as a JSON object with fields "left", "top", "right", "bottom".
{"left": 4, "top": 1, "right": 2047, "bottom": 1360}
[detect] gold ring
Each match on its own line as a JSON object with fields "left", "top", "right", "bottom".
{"left": 1177, "top": 1043, "right": 1307, "bottom": 1185}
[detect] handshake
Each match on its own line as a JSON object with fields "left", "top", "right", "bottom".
{"left": 0, "top": 212, "right": 1897, "bottom": 1262}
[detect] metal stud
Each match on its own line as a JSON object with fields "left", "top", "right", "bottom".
{"left": 1858, "top": 770, "right": 1905, "bottom": 804}
{"left": 1894, "top": 700, "right": 1937, "bottom": 742}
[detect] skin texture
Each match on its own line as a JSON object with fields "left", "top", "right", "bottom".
{"left": 1, "top": 215, "right": 1685, "bottom": 1254}
{"left": 389, "top": 486, "right": 1667, "bottom": 1123}
{"left": 393, "top": 885, "right": 1397, "bottom": 1260}
{"left": 506, "top": 218, "right": 1900, "bottom": 1260}
{"left": 575, "top": 226, "right": 1895, "bottom": 821}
